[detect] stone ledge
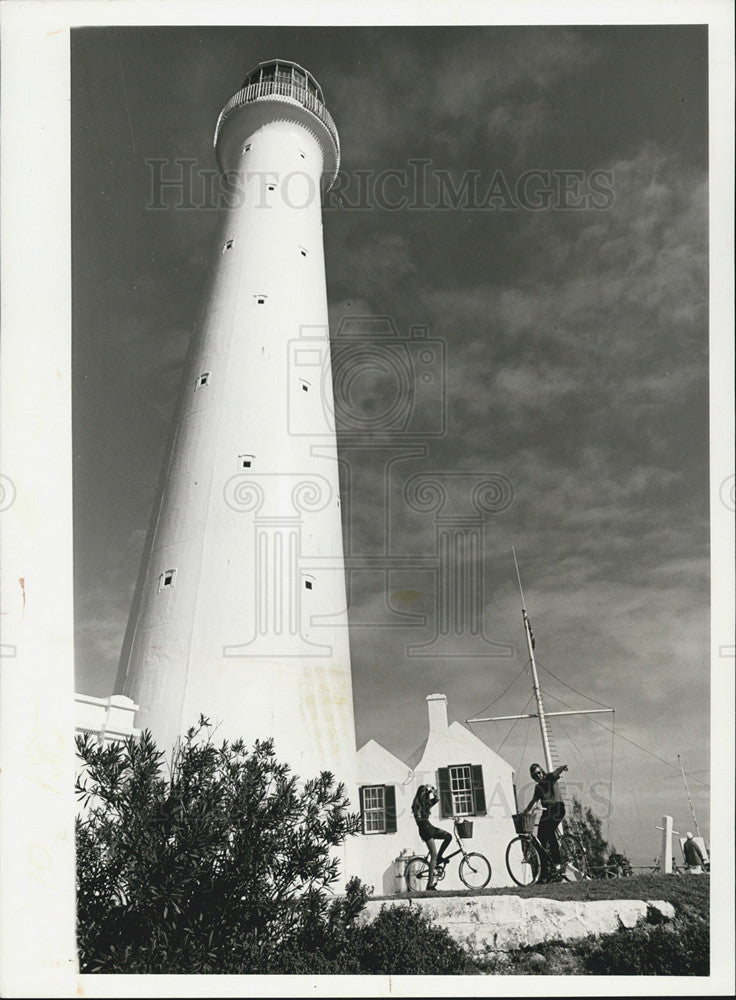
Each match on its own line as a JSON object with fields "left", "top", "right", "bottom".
{"left": 359, "top": 895, "right": 675, "bottom": 951}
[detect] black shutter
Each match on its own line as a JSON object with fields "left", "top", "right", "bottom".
{"left": 384, "top": 785, "right": 397, "bottom": 833}
{"left": 471, "top": 764, "right": 486, "bottom": 816}
{"left": 358, "top": 786, "right": 366, "bottom": 834}
{"left": 438, "top": 767, "right": 452, "bottom": 817}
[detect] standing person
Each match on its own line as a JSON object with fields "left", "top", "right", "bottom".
{"left": 523, "top": 762, "right": 569, "bottom": 880}
{"left": 682, "top": 832, "right": 707, "bottom": 874}
{"left": 411, "top": 784, "right": 452, "bottom": 890}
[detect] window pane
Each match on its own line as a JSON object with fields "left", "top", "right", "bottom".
{"left": 362, "top": 785, "right": 386, "bottom": 833}
{"left": 449, "top": 765, "right": 474, "bottom": 816}
{"left": 275, "top": 64, "right": 292, "bottom": 86}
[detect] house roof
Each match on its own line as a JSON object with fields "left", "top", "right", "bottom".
{"left": 358, "top": 716, "right": 514, "bottom": 783}
{"left": 356, "top": 738, "right": 413, "bottom": 782}
{"left": 413, "top": 719, "right": 515, "bottom": 777}
{"left": 405, "top": 738, "right": 428, "bottom": 771}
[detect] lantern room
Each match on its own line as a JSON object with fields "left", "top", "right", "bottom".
{"left": 242, "top": 60, "right": 325, "bottom": 103}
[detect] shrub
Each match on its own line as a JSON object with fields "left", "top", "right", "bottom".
{"left": 75, "top": 719, "right": 362, "bottom": 974}
{"left": 353, "top": 905, "right": 478, "bottom": 975}
{"left": 266, "top": 876, "right": 369, "bottom": 974}
{"left": 583, "top": 915, "right": 709, "bottom": 976}
{"left": 566, "top": 795, "right": 612, "bottom": 870}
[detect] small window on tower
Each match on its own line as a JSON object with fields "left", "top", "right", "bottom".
{"left": 300, "top": 379, "right": 310, "bottom": 392}
{"left": 298, "top": 246, "right": 308, "bottom": 257}
{"left": 158, "top": 569, "right": 176, "bottom": 592}
{"left": 299, "top": 150, "right": 306, "bottom": 160}
{"left": 195, "top": 372, "right": 210, "bottom": 389}
{"left": 245, "top": 143, "right": 252, "bottom": 151}
{"left": 239, "top": 454, "right": 254, "bottom": 469}
{"left": 267, "top": 183, "right": 276, "bottom": 192}
{"left": 303, "top": 575, "right": 315, "bottom": 591}
{"left": 254, "top": 295, "right": 267, "bottom": 305}
{"left": 222, "top": 239, "right": 234, "bottom": 253}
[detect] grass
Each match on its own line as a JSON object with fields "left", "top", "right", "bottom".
{"left": 379, "top": 872, "right": 709, "bottom": 915}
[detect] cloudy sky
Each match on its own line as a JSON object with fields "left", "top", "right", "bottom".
{"left": 72, "top": 24, "right": 713, "bottom": 864}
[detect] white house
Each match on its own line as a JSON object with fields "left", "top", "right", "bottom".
{"left": 351, "top": 693, "right": 518, "bottom": 893}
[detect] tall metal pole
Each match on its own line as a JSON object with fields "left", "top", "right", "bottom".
{"left": 513, "top": 547, "right": 554, "bottom": 773}
{"left": 678, "top": 754, "right": 701, "bottom": 838}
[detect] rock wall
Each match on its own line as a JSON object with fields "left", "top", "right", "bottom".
{"left": 359, "top": 895, "right": 675, "bottom": 953}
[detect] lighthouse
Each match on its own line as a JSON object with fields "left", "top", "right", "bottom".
{"left": 116, "top": 60, "right": 357, "bottom": 784}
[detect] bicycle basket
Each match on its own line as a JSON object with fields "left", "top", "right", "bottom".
{"left": 512, "top": 813, "right": 535, "bottom": 835}
{"left": 456, "top": 820, "right": 473, "bottom": 839}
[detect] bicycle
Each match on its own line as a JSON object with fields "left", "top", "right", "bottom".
{"left": 594, "top": 853, "right": 634, "bottom": 880}
{"left": 505, "top": 813, "right": 587, "bottom": 886}
{"left": 404, "top": 819, "right": 492, "bottom": 891}
{"left": 650, "top": 855, "right": 686, "bottom": 875}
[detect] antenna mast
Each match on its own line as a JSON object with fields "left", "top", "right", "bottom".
{"left": 512, "top": 547, "right": 554, "bottom": 773}
{"left": 677, "top": 754, "right": 702, "bottom": 838}
{"left": 467, "top": 549, "right": 615, "bottom": 758}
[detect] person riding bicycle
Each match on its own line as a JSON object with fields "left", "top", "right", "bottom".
{"left": 411, "top": 783, "right": 452, "bottom": 890}
{"left": 523, "top": 762, "right": 569, "bottom": 880}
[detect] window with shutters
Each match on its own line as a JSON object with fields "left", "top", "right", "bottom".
{"left": 359, "top": 785, "right": 397, "bottom": 835}
{"left": 449, "top": 765, "right": 474, "bottom": 815}
{"left": 437, "top": 764, "right": 486, "bottom": 818}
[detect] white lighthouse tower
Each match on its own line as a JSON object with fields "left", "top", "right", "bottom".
{"left": 116, "top": 60, "right": 356, "bottom": 785}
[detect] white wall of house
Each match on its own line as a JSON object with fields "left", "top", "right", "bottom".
{"left": 350, "top": 693, "right": 518, "bottom": 893}
{"left": 348, "top": 738, "right": 415, "bottom": 896}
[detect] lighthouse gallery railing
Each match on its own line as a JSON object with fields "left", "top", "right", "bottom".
{"left": 213, "top": 78, "right": 339, "bottom": 161}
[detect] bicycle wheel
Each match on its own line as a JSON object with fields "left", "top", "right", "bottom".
{"left": 405, "top": 855, "right": 430, "bottom": 892}
{"left": 559, "top": 834, "right": 587, "bottom": 881}
{"left": 459, "top": 852, "right": 492, "bottom": 889}
{"left": 506, "top": 835, "right": 541, "bottom": 886}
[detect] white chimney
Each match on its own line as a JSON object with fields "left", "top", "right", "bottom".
{"left": 427, "top": 693, "right": 449, "bottom": 733}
